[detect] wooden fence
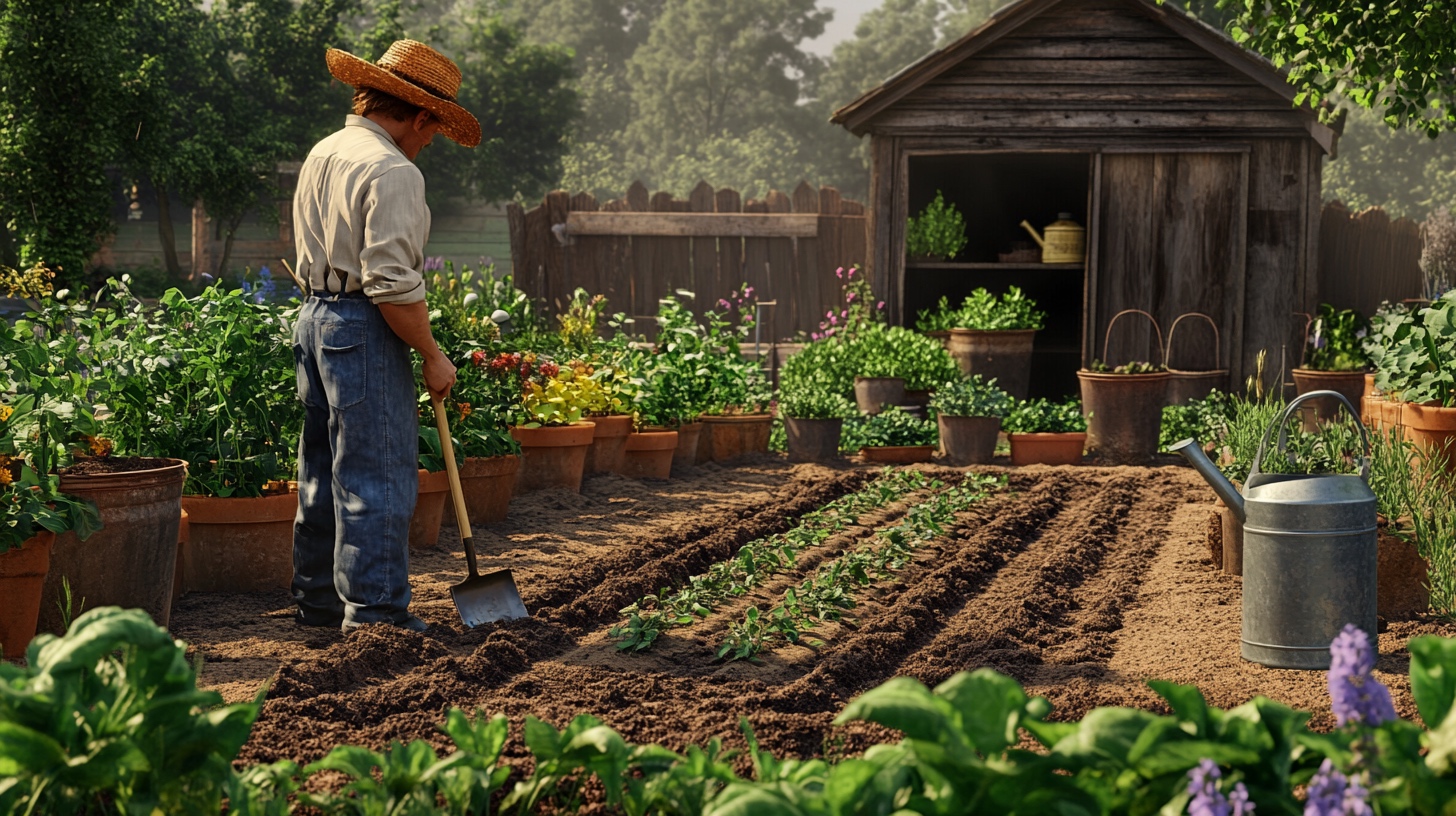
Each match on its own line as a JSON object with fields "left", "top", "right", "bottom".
{"left": 1318, "top": 201, "right": 1424, "bottom": 316}
{"left": 506, "top": 181, "right": 868, "bottom": 341}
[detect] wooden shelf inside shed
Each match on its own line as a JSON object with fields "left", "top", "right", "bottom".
{"left": 907, "top": 262, "right": 1084, "bottom": 271}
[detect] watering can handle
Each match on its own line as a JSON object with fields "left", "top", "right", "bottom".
{"left": 1249, "top": 390, "right": 1372, "bottom": 482}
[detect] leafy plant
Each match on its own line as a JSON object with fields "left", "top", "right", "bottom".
{"left": 1365, "top": 291, "right": 1456, "bottom": 406}
{"left": 1303, "top": 303, "right": 1372, "bottom": 372}
{"left": 846, "top": 406, "right": 938, "bottom": 449}
{"left": 904, "top": 190, "right": 967, "bottom": 260}
{"left": 929, "top": 374, "right": 1011, "bottom": 418}
{"left": 701, "top": 284, "right": 772, "bottom": 416}
{"left": 417, "top": 426, "right": 467, "bottom": 473}
{"left": 636, "top": 293, "right": 717, "bottom": 427}
{"left": 1088, "top": 359, "right": 1165, "bottom": 374}
{"left": 852, "top": 323, "right": 960, "bottom": 390}
{"left": 481, "top": 351, "right": 603, "bottom": 428}
{"left": 916, "top": 286, "right": 1046, "bottom": 332}
{"left": 1159, "top": 392, "right": 1236, "bottom": 453}
{"left": 1003, "top": 397, "right": 1088, "bottom": 434}
{"left": 777, "top": 386, "right": 855, "bottom": 420}
{"left": 557, "top": 287, "right": 608, "bottom": 355}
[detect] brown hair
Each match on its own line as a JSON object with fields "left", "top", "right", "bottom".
{"left": 352, "top": 86, "right": 427, "bottom": 122}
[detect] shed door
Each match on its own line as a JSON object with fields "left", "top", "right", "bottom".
{"left": 1088, "top": 152, "right": 1248, "bottom": 382}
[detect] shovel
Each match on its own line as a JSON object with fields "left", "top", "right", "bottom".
{"left": 431, "top": 395, "right": 529, "bottom": 627}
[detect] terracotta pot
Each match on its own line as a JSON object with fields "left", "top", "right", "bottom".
{"left": 785, "top": 417, "right": 843, "bottom": 463}
{"left": 444, "top": 455, "right": 520, "bottom": 526}
{"left": 1167, "top": 370, "right": 1227, "bottom": 406}
{"left": 179, "top": 490, "right": 298, "bottom": 593}
{"left": 1362, "top": 373, "right": 1378, "bottom": 426}
{"left": 619, "top": 431, "right": 678, "bottom": 479}
{"left": 584, "top": 415, "right": 634, "bottom": 475}
{"left": 1292, "top": 369, "right": 1367, "bottom": 428}
{"left": 1078, "top": 370, "right": 1170, "bottom": 465}
{"left": 41, "top": 457, "right": 187, "bottom": 633}
{"left": 854, "top": 377, "right": 906, "bottom": 415}
{"left": 409, "top": 469, "right": 450, "bottom": 549}
{"left": 947, "top": 329, "right": 1036, "bottom": 400}
{"left": 171, "top": 509, "right": 190, "bottom": 608}
{"left": 1216, "top": 493, "right": 1243, "bottom": 577}
{"left": 1403, "top": 401, "right": 1456, "bottom": 474}
{"left": 673, "top": 422, "right": 704, "bottom": 472}
{"left": 938, "top": 415, "right": 999, "bottom": 465}
{"left": 511, "top": 422, "right": 596, "bottom": 494}
{"left": 698, "top": 414, "right": 773, "bottom": 463}
{"left": 0, "top": 531, "right": 56, "bottom": 656}
{"left": 1378, "top": 520, "right": 1429, "bottom": 620}
{"left": 861, "top": 445, "right": 935, "bottom": 463}
{"left": 1008, "top": 432, "right": 1086, "bottom": 466}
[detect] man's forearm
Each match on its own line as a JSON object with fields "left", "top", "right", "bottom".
{"left": 377, "top": 300, "right": 445, "bottom": 360}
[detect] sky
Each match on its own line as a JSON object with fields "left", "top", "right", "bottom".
{"left": 804, "top": 0, "right": 884, "bottom": 57}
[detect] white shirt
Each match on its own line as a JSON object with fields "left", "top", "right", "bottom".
{"left": 292, "top": 115, "right": 430, "bottom": 304}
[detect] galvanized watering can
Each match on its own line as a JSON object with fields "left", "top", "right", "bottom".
{"left": 1170, "top": 390, "right": 1377, "bottom": 669}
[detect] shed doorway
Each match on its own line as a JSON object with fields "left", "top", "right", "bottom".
{"left": 905, "top": 152, "right": 1092, "bottom": 399}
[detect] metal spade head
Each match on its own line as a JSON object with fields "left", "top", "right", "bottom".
{"left": 450, "top": 566, "right": 529, "bottom": 627}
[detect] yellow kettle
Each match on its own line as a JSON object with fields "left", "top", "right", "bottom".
{"left": 1019, "top": 213, "right": 1085, "bottom": 264}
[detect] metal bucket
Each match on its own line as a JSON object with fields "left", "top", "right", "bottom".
{"left": 1241, "top": 391, "right": 1377, "bottom": 669}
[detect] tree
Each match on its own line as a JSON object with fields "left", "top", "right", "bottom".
{"left": 1218, "top": 0, "right": 1456, "bottom": 136}
{"left": 621, "top": 0, "right": 830, "bottom": 185}
{"left": 1323, "top": 105, "right": 1456, "bottom": 219}
{"left": 0, "top": 0, "right": 136, "bottom": 284}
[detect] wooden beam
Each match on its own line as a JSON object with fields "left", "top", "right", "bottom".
{"left": 563, "top": 211, "right": 826, "bottom": 238}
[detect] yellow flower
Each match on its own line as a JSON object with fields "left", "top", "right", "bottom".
{"left": 87, "top": 436, "right": 114, "bottom": 457}
{"left": 457, "top": 402, "right": 473, "bottom": 418}
{"left": 0, "top": 405, "right": 11, "bottom": 422}
{"left": 0, "top": 455, "right": 12, "bottom": 486}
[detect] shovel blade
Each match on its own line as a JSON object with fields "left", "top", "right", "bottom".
{"left": 451, "top": 568, "right": 529, "bottom": 627}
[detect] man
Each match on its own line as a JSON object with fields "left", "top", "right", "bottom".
{"left": 290, "top": 40, "right": 479, "bottom": 632}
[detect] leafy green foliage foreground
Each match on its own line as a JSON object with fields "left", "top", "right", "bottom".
{"left": 13, "top": 607, "right": 1456, "bottom": 813}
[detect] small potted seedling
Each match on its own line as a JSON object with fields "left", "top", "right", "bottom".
{"left": 1003, "top": 397, "right": 1088, "bottom": 466}
{"left": 929, "top": 375, "right": 1011, "bottom": 465}
{"left": 852, "top": 406, "right": 938, "bottom": 463}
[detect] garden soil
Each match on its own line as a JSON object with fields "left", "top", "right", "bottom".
{"left": 164, "top": 455, "right": 1456, "bottom": 770}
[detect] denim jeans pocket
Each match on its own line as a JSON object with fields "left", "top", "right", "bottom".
{"left": 318, "top": 322, "right": 368, "bottom": 409}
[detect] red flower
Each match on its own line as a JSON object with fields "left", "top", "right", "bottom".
{"left": 471, "top": 349, "right": 488, "bottom": 367}
{"left": 540, "top": 361, "right": 559, "bottom": 379}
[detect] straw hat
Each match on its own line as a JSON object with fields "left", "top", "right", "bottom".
{"left": 326, "top": 40, "right": 481, "bottom": 148}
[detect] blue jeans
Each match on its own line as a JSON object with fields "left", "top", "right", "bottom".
{"left": 292, "top": 293, "right": 418, "bottom": 628}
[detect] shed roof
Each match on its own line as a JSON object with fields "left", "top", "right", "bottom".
{"left": 830, "top": 0, "right": 1340, "bottom": 153}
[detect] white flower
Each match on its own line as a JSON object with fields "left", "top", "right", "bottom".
{"left": 53, "top": 288, "right": 69, "bottom": 300}
{"left": 463, "top": 292, "right": 479, "bottom": 307}
{"left": 490, "top": 309, "right": 511, "bottom": 324}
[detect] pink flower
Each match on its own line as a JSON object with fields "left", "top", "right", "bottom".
{"left": 877, "top": 301, "right": 885, "bottom": 309}
{"left": 745, "top": 286, "right": 754, "bottom": 297}
{"left": 840, "top": 309, "right": 847, "bottom": 317}
{"left": 846, "top": 267, "right": 855, "bottom": 278}
{"left": 826, "top": 310, "right": 834, "bottom": 319}
{"left": 830, "top": 314, "right": 838, "bottom": 325}
{"left": 835, "top": 267, "right": 844, "bottom": 278}
{"left": 846, "top": 292, "right": 856, "bottom": 302}
{"left": 718, "top": 299, "right": 729, "bottom": 309}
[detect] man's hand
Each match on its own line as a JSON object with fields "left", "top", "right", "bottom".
{"left": 423, "top": 351, "right": 456, "bottom": 400}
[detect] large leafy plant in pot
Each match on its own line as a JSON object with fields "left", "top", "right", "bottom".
{"left": 777, "top": 379, "right": 855, "bottom": 464}
{"left": 938, "top": 287, "right": 1046, "bottom": 400}
{"left": 698, "top": 285, "right": 775, "bottom": 462}
{"left": 844, "top": 406, "right": 938, "bottom": 463}
{"left": 1293, "top": 303, "right": 1372, "bottom": 425}
{"left": 1365, "top": 291, "right": 1456, "bottom": 471}
{"left": 485, "top": 351, "right": 598, "bottom": 494}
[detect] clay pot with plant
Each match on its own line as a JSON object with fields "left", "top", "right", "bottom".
{"left": 636, "top": 293, "right": 719, "bottom": 471}
{"left": 1077, "top": 310, "right": 1171, "bottom": 465}
{"left": 1165, "top": 312, "right": 1229, "bottom": 405}
{"left": 778, "top": 384, "right": 856, "bottom": 463}
{"left": 1003, "top": 397, "right": 1088, "bottom": 466}
{"left": 1293, "top": 303, "right": 1372, "bottom": 427}
{"left": 1365, "top": 291, "right": 1456, "bottom": 472}
{"left": 482, "top": 351, "right": 597, "bottom": 494}
{"left": 848, "top": 405, "right": 938, "bottom": 463}
{"left": 904, "top": 190, "right": 968, "bottom": 263}
{"left": 930, "top": 375, "right": 1011, "bottom": 465}
{"left": 697, "top": 284, "right": 775, "bottom": 463}
{"left": 925, "top": 287, "right": 1045, "bottom": 400}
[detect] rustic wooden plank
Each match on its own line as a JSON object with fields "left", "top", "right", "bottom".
{"left": 688, "top": 182, "right": 717, "bottom": 301}
{"left": 933, "top": 57, "right": 1259, "bottom": 85}
{"left": 869, "top": 135, "right": 896, "bottom": 327}
{"left": 505, "top": 202, "right": 529, "bottom": 293}
{"left": 566, "top": 192, "right": 598, "bottom": 307}
{"left": 1007, "top": 9, "right": 1173, "bottom": 38}
{"left": 522, "top": 202, "right": 551, "bottom": 305}
{"left": 715, "top": 187, "right": 744, "bottom": 306}
{"left": 542, "top": 191, "right": 571, "bottom": 313}
{"left": 741, "top": 199, "right": 775, "bottom": 339}
{"left": 867, "top": 107, "right": 1312, "bottom": 133}
{"left": 765, "top": 190, "right": 796, "bottom": 342}
{"left": 623, "top": 183, "right": 654, "bottom": 336}
{"left": 563, "top": 211, "right": 821, "bottom": 238}
{"left": 902, "top": 82, "right": 1279, "bottom": 104}
{"left": 1083, "top": 154, "right": 1102, "bottom": 368}
{"left": 597, "top": 199, "right": 632, "bottom": 319}
{"left": 661, "top": 192, "right": 693, "bottom": 302}
{"left": 791, "top": 182, "right": 823, "bottom": 338}
{"left": 977, "top": 36, "right": 1203, "bottom": 60}
{"left": 1095, "top": 153, "right": 1156, "bottom": 363}
{"left": 1243, "top": 139, "right": 1306, "bottom": 389}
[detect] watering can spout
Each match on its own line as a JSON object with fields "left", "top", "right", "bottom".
{"left": 1170, "top": 438, "right": 1246, "bottom": 522}
{"left": 1018, "top": 220, "right": 1046, "bottom": 249}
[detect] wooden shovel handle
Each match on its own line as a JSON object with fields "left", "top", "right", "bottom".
{"left": 431, "top": 395, "right": 472, "bottom": 542}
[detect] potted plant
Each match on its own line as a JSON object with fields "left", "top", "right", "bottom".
{"left": 1003, "top": 397, "right": 1088, "bottom": 466}
{"left": 638, "top": 293, "right": 715, "bottom": 471}
{"left": 905, "top": 190, "right": 967, "bottom": 263}
{"left": 0, "top": 370, "right": 101, "bottom": 654}
{"left": 2, "top": 271, "right": 187, "bottom": 634}
{"left": 1365, "top": 291, "right": 1456, "bottom": 471}
{"left": 555, "top": 288, "right": 639, "bottom": 475}
{"left": 79, "top": 279, "right": 301, "bottom": 597}
{"left": 930, "top": 375, "right": 1011, "bottom": 465}
{"left": 778, "top": 384, "right": 856, "bottom": 463}
{"left": 1293, "top": 303, "right": 1372, "bottom": 426}
{"left": 851, "top": 406, "right": 938, "bottom": 463}
{"left": 1077, "top": 310, "right": 1171, "bottom": 465}
{"left": 698, "top": 285, "right": 775, "bottom": 463}
{"left": 485, "top": 351, "right": 597, "bottom": 494}
{"left": 915, "top": 296, "right": 957, "bottom": 349}
{"left": 443, "top": 350, "right": 522, "bottom": 524}
{"left": 1164, "top": 312, "right": 1228, "bottom": 405}
{"left": 941, "top": 287, "right": 1046, "bottom": 400}
{"left": 409, "top": 425, "right": 463, "bottom": 549}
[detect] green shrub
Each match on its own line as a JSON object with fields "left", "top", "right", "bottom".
{"left": 915, "top": 287, "right": 1046, "bottom": 332}
{"left": 904, "top": 190, "right": 967, "bottom": 260}
{"left": 778, "top": 387, "right": 855, "bottom": 420}
{"left": 843, "top": 406, "right": 938, "bottom": 449}
{"left": 1366, "top": 291, "right": 1456, "bottom": 406}
{"left": 929, "top": 375, "right": 1011, "bottom": 418}
{"left": 1003, "top": 397, "right": 1087, "bottom": 434}
{"left": 1303, "top": 302, "right": 1372, "bottom": 372}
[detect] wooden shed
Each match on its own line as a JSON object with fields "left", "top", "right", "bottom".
{"left": 831, "top": 0, "right": 1339, "bottom": 398}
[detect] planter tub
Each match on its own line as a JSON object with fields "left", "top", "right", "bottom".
{"left": 444, "top": 455, "right": 520, "bottom": 526}
{"left": 171, "top": 509, "right": 190, "bottom": 608}
{"left": 785, "top": 417, "right": 843, "bottom": 463}
{"left": 619, "top": 431, "right": 678, "bottom": 480}
{"left": 1292, "top": 369, "right": 1367, "bottom": 428}
{"left": 671, "top": 422, "right": 703, "bottom": 473}
{"left": 1362, "top": 373, "right": 1378, "bottom": 426}
{"left": 0, "top": 531, "right": 55, "bottom": 656}
{"left": 1008, "top": 432, "right": 1086, "bottom": 466}
{"left": 861, "top": 445, "right": 935, "bottom": 464}
{"left": 1167, "top": 370, "right": 1226, "bottom": 406}
{"left": 698, "top": 414, "right": 773, "bottom": 463}
{"left": 1403, "top": 401, "right": 1456, "bottom": 474}
{"left": 180, "top": 490, "right": 298, "bottom": 593}
{"left": 584, "top": 415, "right": 634, "bottom": 476}
{"left": 511, "top": 422, "right": 596, "bottom": 494}
{"left": 947, "top": 329, "right": 1036, "bottom": 400}
{"left": 938, "top": 415, "right": 1000, "bottom": 466}
{"left": 409, "top": 469, "right": 450, "bottom": 549}
{"left": 1078, "top": 370, "right": 1170, "bottom": 465}
{"left": 854, "top": 377, "right": 906, "bottom": 415}
{"left": 41, "top": 457, "right": 187, "bottom": 633}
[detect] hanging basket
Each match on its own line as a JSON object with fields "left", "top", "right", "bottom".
{"left": 1164, "top": 312, "right": 1228, "bottom": 405}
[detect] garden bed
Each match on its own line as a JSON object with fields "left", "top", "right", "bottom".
{"left": 165, "top": 458, "right": 1456, "bottom": 771}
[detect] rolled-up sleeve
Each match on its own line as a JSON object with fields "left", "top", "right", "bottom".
{"left": 359, "top": 166, "right": 429, "bottom": 305}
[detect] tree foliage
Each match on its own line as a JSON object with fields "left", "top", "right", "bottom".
{"left": 1324, "top": 105, "right": 1456, "bottom": 219}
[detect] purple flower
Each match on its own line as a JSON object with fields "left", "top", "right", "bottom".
{"left": 258, "top": 265, "right": 272, "bottom": 279}
{"left": 1329, "top": 624, "right": 1396, "bottom": 727}
{"left": 1305, "top": 759, "right": 1371, "bottom": 816}
{"left": 423, "top": 256, "right": 445, "bottom": 272}
{"left": 1187, "top": 760, "right": 1255, "bottom": 816}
